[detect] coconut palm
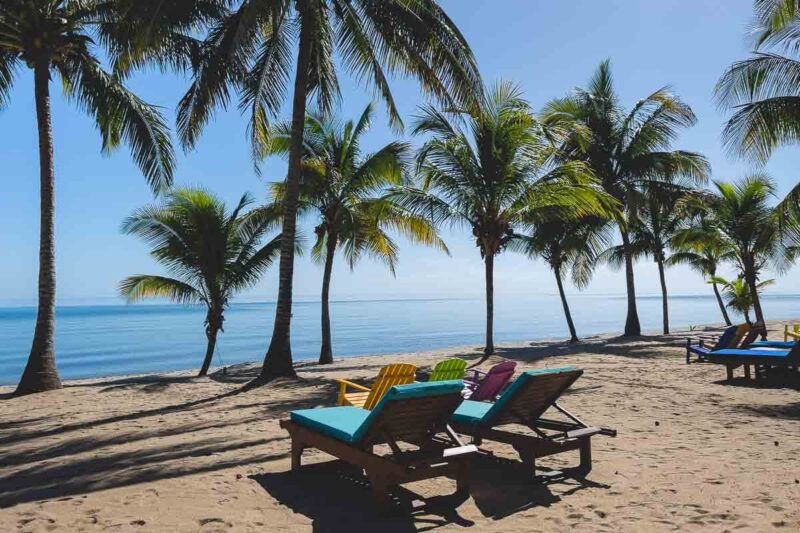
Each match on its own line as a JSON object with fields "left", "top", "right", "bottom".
{"left": 541, "top": 60, "right": 710, "bottom": 336}
{"left": 710, "top": 275, "right": 775, "bottom": 326}
{"left": 689, "top": 175, "right": 791, "bottom": 329}
{"left": 511, "top": 218, "right": 610, "bottom": 343}
{"left": 401, "top": 81, "right": 615, "bottom": 356}
{"left": 177, "top": 0, "right": 481, "bottom": 381}
{"left": 120, "top": 189, "right": 283, "bottom": 377}
{"left": 716, "top": 0, "right": 800, "bottom": 218}
{"left": 669, "top": 219, "right": 737, "bottom": 326}
{"left": 264, "top": 104, "right": 447, "bottom": 364}
{"left": 0, "top": 0, "right": 176, "bottom": 395}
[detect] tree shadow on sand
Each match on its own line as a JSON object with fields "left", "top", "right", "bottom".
{"left": 251, "top": 455, "right": 608, "bottom": 530}
{"left": 711, "top": 368, "right": 800, "bottom": 391}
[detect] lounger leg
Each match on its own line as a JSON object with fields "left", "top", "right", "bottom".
{"left": 454, "top": 461, "right": 470, "bottom": 497}
{"left": 366, "top": 469, "right": 392, "bottom": 505}
{"left": 512, "top": 444, "right": 536, "bottom": 475}
{"left": 577, "top": 439, "right": 593, "bottom": 476}
{"left": 291, "top": 438, "right": 305, "bottom": 470}
{"left": 726, "top": 365, "right": 734, "bottom": 381}
{"left": 744, "top": 365, "right": 751, "bottom": 380}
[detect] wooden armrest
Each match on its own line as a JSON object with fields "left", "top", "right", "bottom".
{"left": 336, "top": 379, "right": 371, "bottom": 393}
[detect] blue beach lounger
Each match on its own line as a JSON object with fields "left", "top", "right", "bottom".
{"left": 280, "top": 381, "right": 476, "bottom": 503}
{"left": 450, "top": 367, "right": 616, "bottom": 477}
{"left": 685, "top": 324, "right": 746, "bottom": 364}
{"left": 705, "top": 342, "right": 800, "bottom": 381}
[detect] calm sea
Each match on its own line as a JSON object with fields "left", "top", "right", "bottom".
{"left": 1, "top": 294, "right": 799, "bottom": 385}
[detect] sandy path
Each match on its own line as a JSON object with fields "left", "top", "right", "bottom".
{"left": 1, "top": 324, "right": 798, "bottom": 532}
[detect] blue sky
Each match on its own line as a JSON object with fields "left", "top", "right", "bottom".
{"left": 1, "top": 0, "right": 799, "bottom": 306}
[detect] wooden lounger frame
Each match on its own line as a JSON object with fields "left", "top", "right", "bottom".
{"left": 452, "top": 369, "right": 616, "bottom": 477}
{"left": 707, "top": 348, "right": 800, "bottom": 381}
{"left": 280, "top": 392, "right": 476, "bottom": 504}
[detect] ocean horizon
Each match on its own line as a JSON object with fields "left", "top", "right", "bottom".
{"left": 1, "top": 292, "right": 799, "bottom": 385}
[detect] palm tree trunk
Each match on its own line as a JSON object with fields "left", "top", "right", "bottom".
{"left": 484, "top": 252, "right": 495, "bottom": 356}
{"left": 258, "top": 8, "right": 314, "bottom": 382}
{"left": 619, "top": 225, "right": 641, "bottom": 336}
{"left": 554, "top": 266, "right": 578, "bottom": 343}
{"left": 318, "top": 233, "right": 337, "bottom": 364}
{"left": 199, "top": 308, "right": 223, "bottom": 377}
{"left": 16, "top": 60, "right": 62, "bottom": 396}
{"left": 712, "top": 282, "right": 732, "bottom": 326}
{"left": 745, "top": 267, "right": 767, "bottom": 339}
{"left": 657, "top": 259, "right": 669, "bottom": 335}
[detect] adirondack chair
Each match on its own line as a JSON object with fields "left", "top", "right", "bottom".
{"left": 429, "top": 358, "right": 467, "bottom": 381}
{"left": 281, "top": 381, "right": 476, "bottom": 504}
{"left": 336, "top": 363, "right": 417, "bottom": 410}
{"left": 463, "top": 360, "right": 516, "bottom": 401}
{"left": 784, "top": 324, "right": 800, "bottom": 342}
{"left": 451, "top": 367, "right": 616, "bottom": 477}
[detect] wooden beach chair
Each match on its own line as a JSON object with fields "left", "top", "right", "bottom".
{"left": 336, "top": 363, "right": 417, "bottom": 409}
{"left": 450, "top": 367, "right": 616, "bottom": 477}
{"left": 704, "top": 342, "right": 800, "bottom": 381}
{"left": 784, "top": 324, "right": 800, "bottom": 342}
{"left": 280, "top": 381, "right": 477, "bottom": 503}
{"left": 685, "top": 324, "right": 747, "bottom": 364}
{"left": 429, "top": 358, "right": 467, "bottom": 381}
{"left": 463, "top": 360, "right": 516, "bottom": 400}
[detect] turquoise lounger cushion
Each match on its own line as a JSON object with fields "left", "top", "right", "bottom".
{"left": 291, "top": 406, "right": 370, "bottom": 443}
{"left": 451, "top": 399, "right": 492, "bottom": 425}
{"left": 708, "top": 348, "right": 789, "bottom": 358}
{"left": 291, "top": 380, "right": 464, "bottom": 444}
{"left": 451, "top": 366, "right": 577, "bottom": 428}
{"left": 748, "top": 341, "right": 795, "bottom": 349}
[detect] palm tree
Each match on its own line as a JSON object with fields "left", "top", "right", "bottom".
{"left": 120, "top": 189, "right": 282, "bottom": 377}
{"left": 511, "top": 218, "right": 610, "bottom": 343}
{"left": 624, "top": 187, "right": 692, "bottom": 335}
{"left": 716, "top": 0, "right": 800, "bottom": 217}
{"left": 669, "top": 219, "right": 737, "bottom": 326}
{"left": 264, "top": 104, "right": 447, "bottom": 364}
{"left": 710, "top": 275, "right": 775, "bottom": 326}
{"left": 402, "top": 81, "right": 614, "bottom": 356}
{"left": 1, "top": 1, "right": 176, "bottom": 395}
{"left": 178, "top": 0, "right": 481, "bottom": 381}
{"left": 541, "top": 60, "right": 710, "bottom": 336}
{"left": 691, "top": 175, "right": 791, "bottom": 329}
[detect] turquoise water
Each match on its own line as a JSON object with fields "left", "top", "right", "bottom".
{"left": 1, "top": 293, "right": 799, "bottom": 385}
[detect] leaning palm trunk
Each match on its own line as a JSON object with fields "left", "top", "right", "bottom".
{"left": 16, "top": 61, "right": 62, "bottom": 395}
{"left": 318, "top": 234, "right": 337, "bottom": 365}
{"left": 484, "top": 253, "right": 495, "bottom": 356}
{"left": 711, "top": 280, "right": 732, "bottom": 326}
{"left": 199, "top": 308, "right": 223, "bottom": 377}
{"left": 657, "top": 259, "right": 669, "bottom": 335}
{"left": 554, "top": 266, "right": 579, "bottom": 343}
{"left": 259, "top": 15, "right": 314, "bottom": 381}
{"left": 745, "top": 269, "right": 767, "bottom": 339}
{"left": 620, "top": 226, "right": 641, "bottom": 337}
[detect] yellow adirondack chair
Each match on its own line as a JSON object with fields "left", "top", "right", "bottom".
{"left": 785, "top": 324, "right": 800, "bottom": 342}
{"left": 336, "top": 364, "right": 417, "bottom": 410}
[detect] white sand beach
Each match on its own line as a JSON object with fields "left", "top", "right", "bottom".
{"left": 1, "top": 323, "right": 799, "bottom": 532}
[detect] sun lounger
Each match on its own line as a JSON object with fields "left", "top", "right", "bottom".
{"left": 336, "top": 363, "right": 417, "bottom": 409}
{"left": 685, "top": 324, "right": 747, "bottom": 364}
{"left": 704, "top": 342, "right": 800, "bottom": 380}
{"left": 450, "top": 367, "right": 616, "bottom": 477}
{"left": 463, "top": 360, "right": 516, "bottom": 400}
{"left": 280, "top": 381, "right": 477, "bottom": 503}
{"left": 429, "top": 358, "right": 467, "bottom": 381}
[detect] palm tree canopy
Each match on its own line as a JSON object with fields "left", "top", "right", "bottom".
{"left": 716, "top": 1, "right": 800, "bottom": 217}
{"left": 0, "top": 0, "right": 176, "bottom": 191}
{"left": 264, "top": 103, "right": 447, "bottom": 273}
{"left": 176, "top": 0, "right": 482, "bottom": 163}
{"left": 398, "top": 80, "right": 618, "bottom": 259}
{"left": 510, "top": 217, "right": 612, "bottom": 289}
{"left": 540, "top": 60, "right": 710, "bottom": 213}
{"left": 120, "top": 188, "right": 283, "bottom": 307}
{"left": 668, "top": 219, "right": 737, "bottom": 277}
{"left": 709, "top": 275, "right": 775, "bottom": 315}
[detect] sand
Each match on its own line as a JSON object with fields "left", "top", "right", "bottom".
{"left": 1, "top": 322, "right": 799, "bottom": 532}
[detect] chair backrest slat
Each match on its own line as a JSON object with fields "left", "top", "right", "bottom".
{"left": 364, "top": 363, "right": 417, "bottom": 410}
{"left": 429, "top": 358, "right": 467, "bottom": 381}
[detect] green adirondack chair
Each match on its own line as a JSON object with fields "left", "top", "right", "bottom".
{"left": 429, "top": 358, "right": 467, "bottom": 381}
